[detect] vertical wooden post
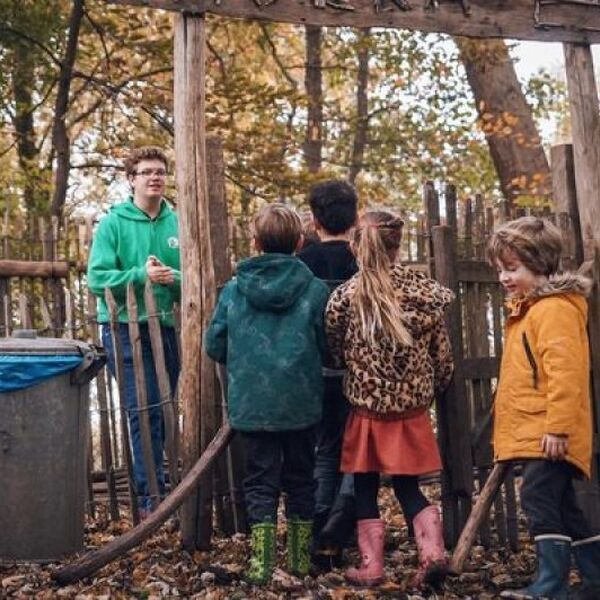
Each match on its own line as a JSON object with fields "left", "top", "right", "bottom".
{"left": 174, "top": 12, "right": 217, "bottom": 551}
{"left": 127, "top": 283, "right": 161, "bottom": 511}
{"left": 88, "top": 293, "right": 120, "bottom": 521}
{"left": 564, "top": 44, "right": 600, "bottom": 261}
{"left": 145, "top": 281, "right": 180, "bottom": 493}
{"left": 106, "top": 289, "right": 139, "bottom": 524}
{"left": 432, "top": 225, "right": 473, "bottom": 546}
{"left": 564, "top": 44, "right": 600, "bottom": 530}
{"left": 550, "top": 144, "right": 583, "bottom": 269}
{"left": 206, "top": 136, "right": 248, "bottom": 534}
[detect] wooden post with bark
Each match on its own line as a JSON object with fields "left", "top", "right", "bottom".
{"left": 564, "top": 43, "right": 600, "bottom": 531}
{"left": 304, "top": 25, "right": 323, "bottom": 173}
{"left": 550, "top": 144, "right": 583, "bottom": 270}
{"left": 174, "top": 12, "right": 218, "bottom": 551}
{"left": 206, "top": 136, "right": 248, "bottom": 534}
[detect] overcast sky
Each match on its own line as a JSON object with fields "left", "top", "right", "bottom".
{"left": 513, "top": 41, "right": 600, "bottom": 79}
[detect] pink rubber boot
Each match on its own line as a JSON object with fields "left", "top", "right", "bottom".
{"left": 412, "top": 505, "right": 448, "bottom": 588}
{"left": 345, "top": 519, "right": 385, "bottom": 586}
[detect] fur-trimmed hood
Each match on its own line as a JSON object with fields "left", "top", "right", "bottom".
{"left": 530, "top": 271, "right": 592, "bottom": 299}
{"left": 506, "top": 271, "right": 591, "bottom": 318}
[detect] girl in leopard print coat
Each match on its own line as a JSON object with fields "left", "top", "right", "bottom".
{"left": 325, "top": 209, "right": 454, "bottom": 589}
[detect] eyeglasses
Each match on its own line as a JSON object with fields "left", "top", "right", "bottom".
{"left": 134, "top": 169, "right": 168, "bottom": 178}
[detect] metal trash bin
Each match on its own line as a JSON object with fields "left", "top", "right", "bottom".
{"left": 0, "top": 333, "right": 105, "bottom": 562}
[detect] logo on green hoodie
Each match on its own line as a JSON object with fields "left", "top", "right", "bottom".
{"left": 168, "top": 236, "right": 179, "bottom": 248}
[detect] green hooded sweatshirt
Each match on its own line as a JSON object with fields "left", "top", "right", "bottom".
{"left": 204, "top": 253, "right": 329, "bottom": 432}
{"left": 87, "top": 197, "right": 181, "bottom": 326}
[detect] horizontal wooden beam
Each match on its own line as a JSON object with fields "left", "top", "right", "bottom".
{"left": 0, "top": 260, "right": 70, "bottom": 278}
{"left": 107, "top": 0, "right": 600, "bottom": 44}
{"left": 456, "top": 260, "right": 498, "bottom": 283}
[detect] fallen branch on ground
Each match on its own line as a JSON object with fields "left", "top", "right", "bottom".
{"left": 53, "top": 423, "right": 234, "bottom": 586}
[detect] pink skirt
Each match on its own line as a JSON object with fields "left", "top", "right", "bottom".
{"left": 341, "top": 408, "right": 442, "bottom": 475}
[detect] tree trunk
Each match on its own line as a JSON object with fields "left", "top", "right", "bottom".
{"left": 11, "top": 44, "right": 44, "bottom": 214}
{"left": 304, "top": 25, "right": 323, "bottom": 173}
{"left": 50, "top": 0, "right": 85, "bottom": 218}
{"left": 349, "top": 28, "right": 370, "bottom": 185}
{"left": 455, "top": 37, "right": 550, "bottom": 207}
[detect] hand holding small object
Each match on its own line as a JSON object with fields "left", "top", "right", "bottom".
{"left": 146, "top": 255, "right": 175, "bottom": 285}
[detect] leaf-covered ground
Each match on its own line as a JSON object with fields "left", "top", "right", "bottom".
{"left": 1, "top": 484, "right": 543, "bottom": 599}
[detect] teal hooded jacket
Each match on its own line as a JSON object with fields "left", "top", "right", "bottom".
{"left": 87, "top": 197, "right": 181, "bottom": 326}
{"left": 204, "top": 253, "right": 329, "bottom": 432}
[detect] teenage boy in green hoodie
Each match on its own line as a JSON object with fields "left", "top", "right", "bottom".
{"left": 87, "top": 146, "right": 181, "bottom": 518}
{"left": 204, "top": 203, "right": 329, "bottom": 584}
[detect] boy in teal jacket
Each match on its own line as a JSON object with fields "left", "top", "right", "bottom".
{"left": 204, "top": 203, "right": 329, "bottom": 584}
{"left": 87, "top": 146, "right": 181, "bottom": 518}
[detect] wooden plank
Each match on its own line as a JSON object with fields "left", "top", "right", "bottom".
{"left": 456, "top": 260, "right": 497, "bottom": 283}
{"left": 463, "top": 197, "right": 473, "bottom": 260}
{"left": 107, "top": 0, "right": 600, "bottom": 43}
{"left": 432, "top": 226, "right": 474, "bottom": 505}
{"left": 89, "top": 293, "right": 120, "bottom": 521}
{"left": 0, "top": 259, "right": 69, "bottom": 278}
{"left": 144, "top": 281, "right": 180, "bottom": 491}
{"left": 127, "top": 283, "right": 161, "bottom": 511}
{"left": 550, "top": 144, "right": 583, "bottom": 268}
{"left": 106, "top": 289, "right": 140, "bottom": 524}
{"left": 445, "top": 183, "right": 458, "bottom": 237}
{"left": 564, "top": 43, "right": 600, "bottom": 262}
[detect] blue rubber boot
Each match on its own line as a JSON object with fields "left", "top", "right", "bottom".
{"left": 500, "top": 535, "right": 571, "bottom": 599}
{"left": 571, "top": 534, "right": 600, "bottom": 600}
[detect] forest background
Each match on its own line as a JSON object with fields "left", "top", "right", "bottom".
{"left": 0, "top": 0, "right": 582, "bottom": 255}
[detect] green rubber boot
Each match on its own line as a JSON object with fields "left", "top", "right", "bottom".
{"left": 246, "top": 522, "right": 277, "bottom": 585}
{"left": 287, "top": 518, "right": 313, "bottom": 577}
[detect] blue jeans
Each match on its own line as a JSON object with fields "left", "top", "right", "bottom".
{"left": 102, "top": 323, "right": 180, "bottom": 511}
{"left": 314, "top": 375, "right": 353, "bottom": 520}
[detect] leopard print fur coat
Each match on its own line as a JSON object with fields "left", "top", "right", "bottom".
{"left": 325, "top": 264, "right": 454, "bottom": 415}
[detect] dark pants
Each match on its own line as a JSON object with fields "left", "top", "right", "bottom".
{"left": 103, "top": 323, "right": 180, "bottom": 511}
{"left": 354, "top": 472, "right": 430, "bottom": 522}
{"left": 313, "top": 375, "right": 352, "bottom": 520}
{"left": 520, "top": 459, "right": 593, "bottom": 540}
{"left": 240, "top": 427, "right": 316, "bottom": 526}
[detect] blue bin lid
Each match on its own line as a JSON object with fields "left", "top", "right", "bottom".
{"left": 0, "top": 337, "right": 89, "bottom": 393}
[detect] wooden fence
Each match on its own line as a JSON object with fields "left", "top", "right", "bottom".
{"left": 1, "top": 142, "right": 599, "bottom": 552}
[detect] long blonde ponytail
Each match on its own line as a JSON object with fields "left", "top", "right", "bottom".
{"left": 352, "top": 210, "right": 412, "bottom": 348}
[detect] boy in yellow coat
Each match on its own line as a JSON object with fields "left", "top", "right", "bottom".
{"left": 487, "top": 217, "right": 598, "bottom": 600}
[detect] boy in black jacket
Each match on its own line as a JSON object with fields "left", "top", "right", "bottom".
{"left": 298, "top": 180, "right": 358, "bottom": 568}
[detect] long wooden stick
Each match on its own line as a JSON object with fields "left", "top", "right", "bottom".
{"left": 127, "top": 283, "right": 161, "bottom": 510}
{"left": 106, "top": 289, "right": 139, "bottom": 524}
{"left": 449, "top": 462, "right": 509, "bottom": 575}
{"left": 53, "top": 423, "right": 234, "bottom": 586}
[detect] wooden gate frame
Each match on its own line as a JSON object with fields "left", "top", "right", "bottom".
{"left": 107, "top": 0, "right": 600, "bottom": 549}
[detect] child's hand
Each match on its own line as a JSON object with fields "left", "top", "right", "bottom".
{"left": 541, "top": 434, "right": 568, "bottom": 461}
